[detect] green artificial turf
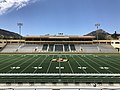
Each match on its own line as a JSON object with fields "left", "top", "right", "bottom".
{"left": 0, "top": 54, "right": 120, "bottom": 83}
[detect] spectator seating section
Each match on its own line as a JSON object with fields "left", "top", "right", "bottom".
{"left": 1, "top": 43, "right": 117, "bottom": 53}
{"left": 0, "top": 43, "right": 7, "bottom": 51}
{"left": 80, "top": 44, "right": 99, "bottom": 52}
{"left": 1, "top": 44, "right": 20, "bottom": 52}
{"left": 98, "top": 44, "right": 118, "bottom": 53}
{"left": 18, "top": 44, "right": 42, "bottom": 52}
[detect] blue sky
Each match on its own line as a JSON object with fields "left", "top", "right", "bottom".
{"left": 0, "top": 0, "right": 120, "bottom": 36}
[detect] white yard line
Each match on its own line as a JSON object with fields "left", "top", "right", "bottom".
{"left": 71, "top": 55, "right": 87, "bottom": 73}
{"left": 0, "top": 55, "right": 20, "bottom": 66}
{"left": 33, "top": 55, "right": 48, "bottom": 73}
{"left": 103, "top": 57, "right": 120, "bottom": 67}
{"left": 46, "top": 55, "right": 54, "bottom": 73}
{"left": 59, "top": 57, "right": 61, "bottom": 74}
{"left": 20, "top": 56, "right": 42, "bottom": 73}
{"left": 97, "top": 56, "right": 120, "bottom": 72}
{"left": 58, "top": 54, "right": 62, "bottom": 75}
{"left": 85, "top": 56, "right": 113, "bottom": 73}
{"left": 46, "top": 61, "right": 52, "bottom": 73}
{"left": 77, "top": 55, "right": 100, "bottom": 73}
{"left": 0, "top": 73, "right": 120, "bottom": 76}
{"left": 7, "top": 55, "right": 37, "bottom": 73}
{"left": 0, "top": 55, "right": 14, "bottom": 63}
{"left": 65, "top": 55, "right": 74, "bottom": 73}
{"left": 0, "top": 55, "right": 26, "bottom": 71}
{"left": 110, "top": 56, "right": 120, "bottom": 63}
{"left": 67, "top": 61, "right": 74, "bottom": 73}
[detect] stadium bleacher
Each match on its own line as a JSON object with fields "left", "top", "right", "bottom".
{"left": 0, "top": 35, "right": 118, "bottom": 53}
{"left": 0, "top": 43, "right": 6, "bottom": 51}
{"left": 1, "top": 43, "right": 118, "bottom": 53}
{"left": 98, "top": 44, "right": 118, "bottom": 53}
{"left": 80, "top": 44, "right": 99, "bottom": 52}
{"left": 17, "top": 44, "right": 38, "bottom": 52}
{"left": 1, "top": 43, "right": 20, "bottom": 52}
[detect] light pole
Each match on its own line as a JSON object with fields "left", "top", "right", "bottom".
{"left": 17, "top": 22, "right": 23, "bottom": 38}
{"left": 17, "top": 22, "right": 23, "bottom": 46}
{"left": 95, "top": 23, "right": 100, "bottom": 43}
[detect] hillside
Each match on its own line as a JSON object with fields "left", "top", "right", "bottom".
{"left": 0, "top": 28, "right": 120, "bottom": 40}
{"left": 84, "top": 29, "right": 113, "bottom": 40}
{"left": 0, "top": 29, "right": 22, "bottom": 39}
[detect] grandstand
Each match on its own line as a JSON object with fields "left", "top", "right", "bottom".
{"left": 0, "top": 43, "right": 118, "bottom": 53}
{"left": 0, "top": 35, "right": 118, "bottom": 53}
{"left": 0, "top": 35, "right": 120, "bottom": 89}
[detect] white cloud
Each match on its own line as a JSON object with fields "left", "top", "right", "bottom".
{"left": 0, "top": 0, "right": 39, "bottom": 15}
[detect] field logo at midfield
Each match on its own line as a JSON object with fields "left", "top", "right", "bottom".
{"left": 51, "top": 58, "right": 68, "bottom": 62}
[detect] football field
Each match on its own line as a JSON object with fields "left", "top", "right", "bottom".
{"left": 0, "top": 54, "right": 120, "bottom": 83}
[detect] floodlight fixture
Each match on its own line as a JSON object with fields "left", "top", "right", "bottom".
{"left": 95, "top": 23, "right": 100, "bottom": 42}
{"left": 17, "top": 22, "right": 23, "bottom": 36}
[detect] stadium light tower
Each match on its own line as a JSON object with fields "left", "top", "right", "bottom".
{"left": 95, "top": 23, "right": 100, "bottom": 42}
{"left": 17, "top": 22, "right": 23, "bottom": 36}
